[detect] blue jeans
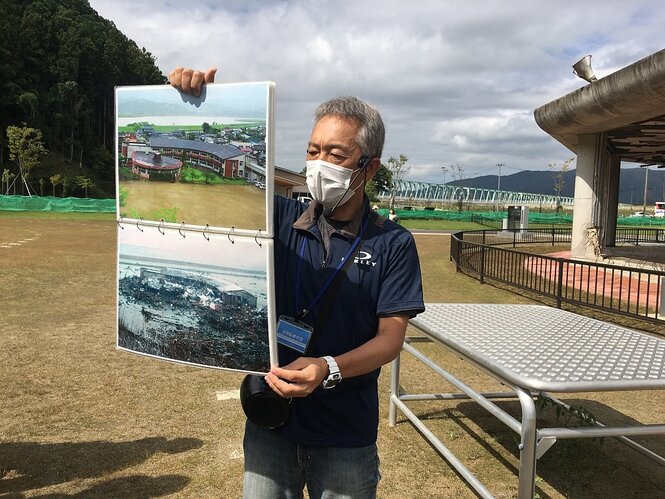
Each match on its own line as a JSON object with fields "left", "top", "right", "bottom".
{"left": 243, "top": 420, "right": 380, "bottom": 499}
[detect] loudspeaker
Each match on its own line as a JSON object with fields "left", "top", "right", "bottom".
{"left": 240, "top": 374, "right": 291, "bottom": 429}
{"left": 573, "top": 55, "right": 598, "bottom": 83}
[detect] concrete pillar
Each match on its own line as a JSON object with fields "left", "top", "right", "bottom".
{"left": 604, "top": 155, "right": 621, "bottom": 247}
{"left": 591, "top": 141, "right": 615, "bottom": 251}
{"left": 571, "top": 133, "right": 605, "bottom": 259}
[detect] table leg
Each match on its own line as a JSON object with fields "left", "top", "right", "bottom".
{"left": 517, "top": 388, "right": 538, "bottom": 499}
{"left": 388, "top": 352, "right": 401, "bottom": 426}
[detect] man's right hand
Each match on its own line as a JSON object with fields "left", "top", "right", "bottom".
{"left": 168, "top": 67, "right": 217, "bottom": 97}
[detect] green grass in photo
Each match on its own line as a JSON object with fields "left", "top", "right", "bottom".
{"left": 124, "top": 206, "right": 179, "bottom": 223}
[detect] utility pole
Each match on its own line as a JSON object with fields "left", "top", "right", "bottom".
{"left": 642, "top": 164, "right": 650, "bottom": 215}
{"left": 441, "top": 166, "right": 447, "bottom": 207}
{"left": 496, "top": 163, "right": 505, "bottom": 210}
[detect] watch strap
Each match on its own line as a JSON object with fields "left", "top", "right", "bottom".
{"left": 321, "top": 355, "right": 341, "bottom": 389}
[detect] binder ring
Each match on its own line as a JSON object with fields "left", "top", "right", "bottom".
{"left": 228, "top": 226, "right": 235, "bottom": 244}
{"left": 179, "top": 222, "right": 186, "bottom": 238}
{"left": 137, "top": 217, "right": 144, "bottom": 232}
{"left": 255, "top": 229, "right": 262, "bottom": 247}
{"left": 158, "top": 219, "right": 165, "bottom": 235}
{"left": 203, "top": 224, "right": 210, "bottom": 241}
{"left": 117, "top": 217, "right": 124, "bottom": 230}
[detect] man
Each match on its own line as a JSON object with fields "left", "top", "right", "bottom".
{"left": 170, "top": 68, "right": 424, "bottom": 499}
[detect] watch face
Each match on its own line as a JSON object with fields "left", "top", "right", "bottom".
{"left": 323, "top": 372, "right": 341, "bottom": 389}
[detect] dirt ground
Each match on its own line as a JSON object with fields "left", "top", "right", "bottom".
{"left": 120, "top": 181, "right": 267, "bottom": 230}
{"left": 1, "top": 218, "right": 664, "bottom": 498}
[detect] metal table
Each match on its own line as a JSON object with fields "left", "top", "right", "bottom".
{"left": 389, "top": 303, "right": 665, "bottom": 499}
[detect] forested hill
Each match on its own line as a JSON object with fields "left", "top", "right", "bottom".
{"left": 0, "top": 0, "right": 166, "bottom": 198}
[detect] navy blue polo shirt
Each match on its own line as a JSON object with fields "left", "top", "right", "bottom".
{"left": 272, "top": 195, "right": 425, "bottom": 447}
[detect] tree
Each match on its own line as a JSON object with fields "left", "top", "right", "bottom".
{"left": 0, "top": 0, "right": 165, "bottom": 195}
{"left": 549, "top": 158, "right": 575, "bottom": 213}
{"left": 50, "top": 174, "right": 61, "bottom": 197}
{"left": 2, "top": 169, "right": 15, "bottom": 195}
{"left": 449, "top": 163, "right": 466, "bottom": 212}
{"left": 386, "top": 154, "right": 409, "bottom": 209}
{"left": 372, "top": 164, "right": 392, "bottom": 194}
{"left": 6, "top": 125, "right": 47, "bottom": 196}
{"left": 38, "top": 177, "right": 46, "bottom": 196}
{"left": 365, "top": 164, "right": 392, "bottom": 201}
{"left": 56, "top": 81, "right": 83, "bottom": 163}
{"left": 76, "top": 176, "right": 95, "bottom": 198}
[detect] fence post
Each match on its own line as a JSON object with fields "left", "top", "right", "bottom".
{"left": 555, "top": 258, "right": 564, "bottom": 309}
{"left": 551, "top": 227, "right": 555, "bottom": 246}
{"left": 513, "top": 230, "right": 517, "bottom": 248}
{"left": 450, "top": 232, "right": 462, "bottom": 271}
{"left": 479, "top": 245, "right": 486, "bottom": 284}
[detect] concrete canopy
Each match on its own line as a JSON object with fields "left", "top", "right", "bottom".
{"left": 533, "top": 49, "right": 665, "bottom": 259}
{"left": 534, "top": 49, "right": 665, "bottom": 165}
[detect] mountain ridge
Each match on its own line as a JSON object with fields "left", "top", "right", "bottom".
{"left": 444, "top": 168, "right": 665, "bottom": 204}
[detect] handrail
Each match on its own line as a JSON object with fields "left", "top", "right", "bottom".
{"left": 450, "top": 228, "right": 665, "bottom": 327}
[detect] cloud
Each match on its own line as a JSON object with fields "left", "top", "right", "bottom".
{"left": 89, "top": 0, "right": 665, "bottom": 182}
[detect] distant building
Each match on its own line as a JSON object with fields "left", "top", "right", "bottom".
{"left": 130, "top": 151, "right": 182, "bottom": 181}
{"left": 150, "top": 137, "right": 247, "bottom": 178}
{"left": 222, "top": 289, "right": 257, "bottom": 308}
{"left": 121, "top": 141, "right": 151, "bottom": 158}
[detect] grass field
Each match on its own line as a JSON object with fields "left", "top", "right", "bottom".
{"left": 120, "top": 181, "right": 266, "bottom": 229}
{"left": 1, "top": 215, "right": 664, "bottom": 498}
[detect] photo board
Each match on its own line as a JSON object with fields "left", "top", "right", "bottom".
{"left": 115, "top": 81, "right": 277, "bottom": 374}
{"left": 115, "top": 82, "right": 275, "bottom": 236}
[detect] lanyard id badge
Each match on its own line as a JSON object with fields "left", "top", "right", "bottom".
{"left": 276, "top": 315, "right": 314, "bottom": 354}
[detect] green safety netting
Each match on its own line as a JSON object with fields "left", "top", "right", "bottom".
{"left": 0, "top": 195, "right": 116, "bottom": 213}
{"left": 616, "top": 216, "right": 665, "bottom": 226}
{"left": 377, "top": 208, "right": 665, "bottom": 226}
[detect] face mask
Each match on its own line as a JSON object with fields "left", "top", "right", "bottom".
{"left": 305, "top": 159, "right": 363, "bottom": 209}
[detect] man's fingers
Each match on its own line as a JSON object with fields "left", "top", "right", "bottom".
{"left": 205, "top": 67, "right": 217, "bottom": 83}
{"left": 191, "top": 68, "right": 217, "bottom": 96}
{"left": 270, "top": 366, "right": 299, "bottom": 382}
{"left": 169, "top": 67, "right": 216, "bottom": 96}
{"left": 265, "top": 372, "right": 291, "bottom": 397}
{"left": 168, "top": 67, "right": 184, "bottom": 90}
{"left": 180, "top": 68, "right": 194, "bottom": 95}
{"left": 190, "top": 71, "right": 205, "bottom": 97}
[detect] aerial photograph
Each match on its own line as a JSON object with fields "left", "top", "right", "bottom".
{"left": 115, "top": 82, "right": 273, "bottom": 231}
{"left": 117, "top": 223, "right": 271, "bottom": 373}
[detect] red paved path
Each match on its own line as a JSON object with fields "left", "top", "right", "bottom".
{"left": 526, "top": 250, "right": 663, "bottom": 311}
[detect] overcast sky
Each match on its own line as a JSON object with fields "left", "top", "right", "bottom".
{"left": 89, "top": 0, "right": 664, "bottom": 182}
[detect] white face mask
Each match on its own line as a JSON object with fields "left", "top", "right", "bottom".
{"left": 305, "top": 159, "right": 362, "bottom": 209}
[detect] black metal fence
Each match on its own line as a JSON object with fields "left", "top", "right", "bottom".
{"left": 450, "top": 228, "right": 665, "bottom": 325}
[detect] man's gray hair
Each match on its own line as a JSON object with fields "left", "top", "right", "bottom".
{"left": 314, "top": 96, "right": 385, "bottom": 159}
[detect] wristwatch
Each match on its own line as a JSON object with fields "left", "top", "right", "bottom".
{"left": 321, "top": 356, "right": 342, "bottom": 389}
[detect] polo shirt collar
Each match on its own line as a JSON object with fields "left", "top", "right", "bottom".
{"left": 293, "top": 197, "right": 370, "bottom": 240}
